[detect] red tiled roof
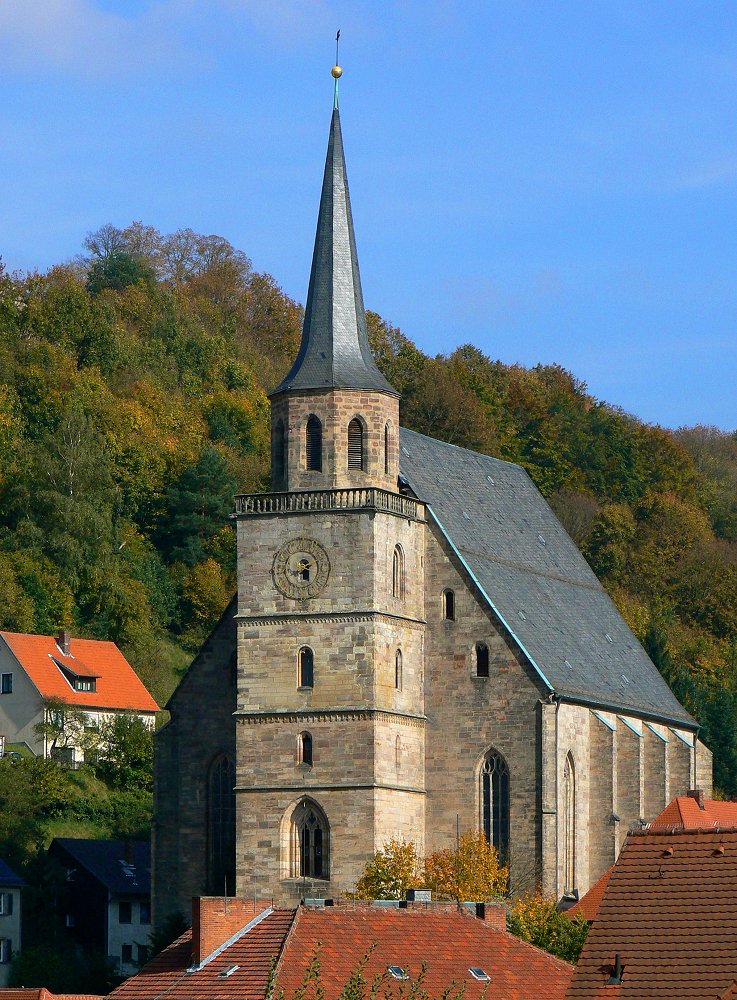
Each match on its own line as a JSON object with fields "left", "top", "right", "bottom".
{"left": 0, "top": 993, "right": 101, "bottom": 1000}
{"left": 275, "top": 905, "right": 573, "bottom": 999}
{"left": 565, "top": 865, "right": 614, "bottom": 923}
{"left": 107, "top": 907, "right": 294, "bottom": 1000}
{"left": 566, "top": 827, "right": 737, "bottom": 998}
{"left": 0, "top": 631, "right": 159, "bottom": 712}
{"left": 650, "top": 794, "right": 737, "bottom": 831}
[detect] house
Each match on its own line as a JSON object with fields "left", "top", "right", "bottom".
{"left": 108, "top": 896, "right": 573, "bottom": 999}
{"left": 0, "top": 859, "right": 24, "bottom": 986}
{"left": 154, "top": 68, "right": 710, "bottom": 922}
{"left": 650, "top": 787, "right": 737, "bottom": 829}
{"left": 48, "top": 839, "right": 151, "bottom": 979}
{"left": 566, "top": 821, "right": 737, "bottom": 997}
{"left": 0, "top": 630, "right": 159, "bottom": 764}
{"left": 0, "top": 991, "right": 102, "bottom": 1000}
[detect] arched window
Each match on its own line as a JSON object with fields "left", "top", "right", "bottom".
{"left": 392, "top": 544, "right": 405, "bottom": 600}
{"left": 395, "top": 734, "right": 401, "bottom": 769}
{"left": 443, "top": 589, "right": 455, "bottom": 621}
{"left": 481, "top": 749, "right": 510, "bottom": 862}
{"left": 306, "top": 416, "right": 322, "bottom": 471}
{"left": 384, "top": 423, "right": 390, "bottom": 475}
{"left": 273, "top": 418, "right": 286, "bottom": 483}
{"left": 298, "top": 731, "right": 313, "bottom": 767}
{"left": 395, "top": 649, "right": 403, "bottom": 690}
{"left": 299, "top": 647, "right": 314, "bottom": 689}
{"left": 564, "top": 753, "right": 576, "bottom": 892}
{"left": 208, "top": 754, "right": 236, "bottom": 895}
{"left": 475, "top": 642, "right": 489, "bottom": 678}
{"left": 347, "top": 418, "right": 364, "bottom": 471}
{"left": 290, "top": 799, "right": 329, "bottom": 879}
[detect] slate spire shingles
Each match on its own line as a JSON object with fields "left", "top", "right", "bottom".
{"left": 271, "top": 107, "right": 397, "bottom": 398}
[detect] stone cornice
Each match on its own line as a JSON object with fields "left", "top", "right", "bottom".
{"left": 236, "top": 610, "right": 426, "bottom": 630}
{"left": 234, "top": 782, "right": 426, "bottom": 795}
{"left": 235, "top": 708, "right": 426, "bottom": 728}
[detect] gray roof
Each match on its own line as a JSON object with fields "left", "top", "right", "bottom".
{"left": 51, "top": 838, "right": 150, "bottom": 896}
{"left": 0, "top": 857, "right": 24, "bottom": 887}
{"left": 399, "top": 427, "right": 695, "bottom": 727}
{"left": 271, "top": 108, "right": 398, "bottom": 398}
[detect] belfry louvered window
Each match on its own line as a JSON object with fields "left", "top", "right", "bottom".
{"left": 306, "top": 416, "right": 322, "bottom": 471}
{"left": 392, "top": 544, "right": 405, "bottom": 600}
{"left": 208, "top": 754, "right": 236, "bottom": 895}
{"left": 273, "top": 419, "right": 286, "bottom": 482}
{"left": 384, "top": 423, "right": 390, "bottom": 474}
{"left": 299, "top": 647, "right": 314, "bottom": 689}
{"left": 481, "top": 749, "right": 510, "bottom": 862}
{"left": 347, "top": 418, "right": 364, "bottom": 470}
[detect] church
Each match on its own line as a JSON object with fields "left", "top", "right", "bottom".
{"left": 152, "top": 78, "right": 711, "bottom": 925}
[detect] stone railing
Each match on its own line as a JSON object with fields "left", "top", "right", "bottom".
{"left": 234, "top": 487, "right": 422, "bottom": 520}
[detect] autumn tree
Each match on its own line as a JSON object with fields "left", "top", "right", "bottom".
{"left": 423, "top": 831, "right": 508, "bottom": 902}
{"left": 508, "top": 894, "right": 588, "bottom": 963}
{"left": 350, "top": 838, "right": 422, "bottom": 900}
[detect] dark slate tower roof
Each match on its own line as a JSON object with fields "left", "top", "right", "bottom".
{"left": 271, "top": 108, "right": 398, "bottom": 398}
{"left": 398, "top": 427, "right": 695, "bottom": 728}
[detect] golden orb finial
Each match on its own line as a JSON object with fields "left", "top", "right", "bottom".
{"left": 331, "top": 64, "right": 342, "bottom": 79}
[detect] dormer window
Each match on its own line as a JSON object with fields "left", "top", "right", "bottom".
{"left": 52, "top": 657, "right": 99, "bottom": 694}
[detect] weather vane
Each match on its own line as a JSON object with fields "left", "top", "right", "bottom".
{"left": 332, "top": 29, "right": 342, "bottom": 109}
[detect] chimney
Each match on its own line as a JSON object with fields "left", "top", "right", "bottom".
{"left": 475, "top": 901, "right": 507, "bottom": 932}
{"left": 57, "top": 630, "right": 71, "bottom": 656}
{"left": 687, "top": 788, "right": 706, "bottom": 810}
{"left": 191, "top": 897, "right": 265, "bottom": 965}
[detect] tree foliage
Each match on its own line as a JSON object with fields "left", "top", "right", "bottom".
{"left": 423, "top": 831, "right": 508, "bottom": 902}
{"left": 508, "top": 894, "right": 588, "bottom": 963}
{"left": 350, "top": 838, "right": 422, "bottom": 900}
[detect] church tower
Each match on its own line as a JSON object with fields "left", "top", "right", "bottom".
{"left": 233, "top": 85, "right": 427, "bottom": 902}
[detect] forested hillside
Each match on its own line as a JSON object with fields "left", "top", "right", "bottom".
{"left": 1, "top": 222, "right": 736, "bottom": 794}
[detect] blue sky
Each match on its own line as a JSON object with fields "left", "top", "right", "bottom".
{"left": 1, "top": 1, "right": 736, "bottom": 430}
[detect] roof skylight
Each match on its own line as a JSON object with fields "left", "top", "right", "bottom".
{"left": 218, "top": 964, "right": 240, "bottom": 978}
{"left": 388, "top": 966, "right": 408, "bottom": 980}
{"left": 469, "top": 968, "right": 490, "bottom": 981}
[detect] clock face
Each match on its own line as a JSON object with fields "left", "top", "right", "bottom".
{"left": 272, "top": 537, "right": 331, "bottom": 600}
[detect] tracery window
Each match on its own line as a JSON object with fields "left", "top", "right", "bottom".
{"left": 306, "top": 416, "right": 322, "bottom": 471}
{"left": 481, "top": 749, "right": 510, "bottom": 862}
{"left": 475, "top": 642, "right": 489, "bottom": 678}
{"left": 290, "top": 799, "right": 329, "bottom": 879}
{"left": 443, "top": 589, "right": 455, "bottom": 621}
{"left": 298, "top": 731, "right": 313, "bottom": 766}
{"left": 347, "top": 418, "right": 365, "bottom": 471}
{"left": 299, "top": 647, "right": 314, "bottom": 689}
{"left": 392, "top": 544, "right": 405, "bottom": 600}
{"left": 208, "top": 754, "right": 236, "bottom": 895}
{"left": 564, "top": 752, "right": 576, "bottom": 892}
{"left": 395, "top": 649, "right": 403, "bottom": 690}
{"left": 273, "top": 418, "right": 286, "bottom": 482}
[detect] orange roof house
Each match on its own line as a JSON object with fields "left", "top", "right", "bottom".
{"left": 566, "top": 825, "right": 737, "bottom": 998}
{"left": 564, "top": 865, "right": 614, "bottom": 924}
{"left": 649, "top": 787, "right": 737, "bottom": 830}
{"left": 109, "top": 897, "right": 573, "bottom": 1000}
{"left": 0, "top": 629, "right": 158, "bottom": 763}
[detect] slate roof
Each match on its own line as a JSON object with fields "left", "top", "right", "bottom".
{"left": 0, "top": 857, "right": 24, "bottom": 887}
{"left": 51, "top": 838, "right": 150, "bottom": 896}
{"left": 275, "top": 905, "right": 573, "bottom": 999}
{"left": 0, "top": 631, "right": 159, "bottom": 713}
{"left": 398, "top": 427, "right": 694, "bottom": 727}
{"left": 271, "top": 108, "right": 398, "bottom": 398}
{"left": 566, "top": 827, "right": 737, "bottom": 998}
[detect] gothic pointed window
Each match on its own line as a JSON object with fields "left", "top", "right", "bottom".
{"left": 475, "top": 642, "right": 489, "bottom": 677}
{"left": 348, "top": 418, "right": 364, "bottom": 470}
{"left": 290, "top": 799, "right": 329, "bottom": 879}
{"left": 392, "top": 544, "right": 405, "bottom": 600}
{"left": 298, "top": 647, "right": 314, "bottom": 689}
{"left": 208, "top": 754, "right": 236, "bottom": 895}
{"left": 306, "top": 416, "right": 322, "bottom": 471}
{"left": 481, "top": 749, "right": 510, "bottom": 862}
{"left": 564, "top": 753, "right": 576, "bottom": 892}
{"left": 395, "top": 649, "right": 403, "bottom": 690}
{"left": 273, "top": 419, "right": 286, "bottom": 484}
{"left": 298, "top": 731, "right": 313, "bottom": 767}
{"left": 443, "top": 589, "right": 455, "bottom": 621}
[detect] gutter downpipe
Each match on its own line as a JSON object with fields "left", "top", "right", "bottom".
{"left": 554, "top": 692, "right": 561, "bottom": 900}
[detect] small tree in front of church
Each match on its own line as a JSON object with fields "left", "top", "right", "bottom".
{"left": 423, "top": 831, "right": 508, "bottom": 902}
{"left": 508, "top": 893, "right": 589, "bottom": 963}
{"left": 349, "top": 838, "right": 422, "bottom": 900}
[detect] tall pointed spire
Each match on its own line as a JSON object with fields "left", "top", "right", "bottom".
{"left": 271, "top": 85, "right": 398, "bottom": 397}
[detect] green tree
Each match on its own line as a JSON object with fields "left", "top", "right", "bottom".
{"left": 95, "top": 713, "right": 154, "bottom": 790}
{"left": 350, "top": 838, "right": 422, "bottom": 900}
{"left": 508, "top": 894, "right": 588, "bottom": 963}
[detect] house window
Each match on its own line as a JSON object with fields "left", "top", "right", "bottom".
{"left": 306, "top": 415, "right": 322, "bottom": 471}
{"left": 121, "top": 943, "right": 133, "bottom": 965}
{"left": 384, "top": 423, "right": 390, "bottom": 475}
{"left": 290, "top": 799, "right": 329, "bottom": 879}
{"left": 481, "top": 749, "right": 510, "bottom": 862}
{"left": 475, "top": 642, "right": 490, "bottom": 678}
{"left": 273, "top": 418, "right": 286, "bottom": 482}
{"left": 1, "top": 674, "right": 12, "bottom": 694}
{"left": 564, "top": 753, "right": 576, "bottom": 893}
{"left": 392, "top": 545, "right": 405, "bottom": 600}
{"left": 137, "top": 943, "right": 149, "bottom": 965}
{"left": 348, "top": 418, "right": 364, "bottom": 471}
{"left": 0, "top": 893, "right": 12, "bottom": 915}
{"left": 119, "top": 900, "right": 132, "bottom": 924}
{"left": 208, "top": 754, "right": 236, "bottom": 895}
{"left": 299, "top": 647, "right": 314, "bottom": 689}
{"left": 139, "top": 899, "right": 151, "bottom": 925}
{"left": 0, "top": 938, "right": 11, "bottom": 963}
{"left": 73, "top": 677, "right": 96, "bottom": 692}
{"left": 395, "top": 649, "right": 403, "bottom": 690}
{"left": 443, "top": 589, "right": 455, "bottom": 621}
{"left": 298, "top": 731, "right": 313, "bottom": 767}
